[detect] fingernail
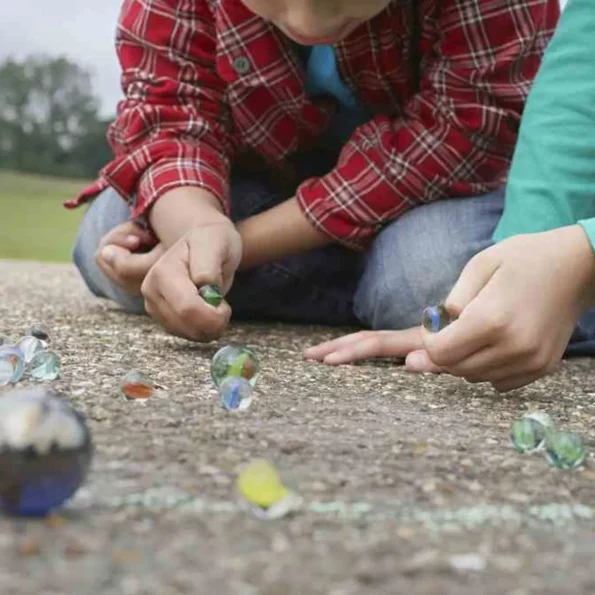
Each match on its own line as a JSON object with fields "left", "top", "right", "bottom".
{"left": 406, "top": 352, "right": 426, "bottom": 372}
{"left": 101, "top": 246, "right": 116, "bottom": 265}
{"left": 126, "top": 235, "right": 139, "bottom": 244}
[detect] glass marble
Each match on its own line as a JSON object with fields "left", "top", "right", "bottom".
{"left": 120, "top": 370, "right": 154, "bottom": 400}
{"left": 0, "top": 345, "right": 25, "bottom": 385}
{"left": 198, "top": 284, "right": 224, "bottom": 307}
{"left": 545, "top": 431, "right": 585, "bottom": 469}
{"left": 219, "top": 376, "right": 254, "bottom": 411}
{"left": 29, "top": 351, "right": 61, "bottom": 381}
{"left": 236, "top": 459, "right": 302, "bottom": 520}
{"left": 211, "top": 345, "right": 260, "bottom": 388}
{"left": 510, "top": 411, "right": 554, "bottom": 453}
{"left": 17, "top": 336, "right": 45, "bottom": 364}
{"left": 0, "top": 387, "right": 93, "bottom": 516}
{"left": 422, "top": 305, "right": 454, "bottom": 333}
{"left": 26, "top": 324, "right": 49, "bottom": 343}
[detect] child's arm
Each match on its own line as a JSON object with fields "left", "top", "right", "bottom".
{"left": 233, "top": 0, "right": 559, "bottom": 263}
{"left": 101, "top": 0, "right": 235, "bottom": 234}
{"left": 307, "top": 0, "right": 595, "bottom": 392}
{"left": 92, "top": 0, "right": 243, "bottom": 340}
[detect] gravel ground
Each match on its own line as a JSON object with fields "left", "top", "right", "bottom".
{"left": 1, "top": 259, "right": 595, "bottom": 595}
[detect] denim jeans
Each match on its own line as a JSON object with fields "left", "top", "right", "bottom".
{"left": 72, "top": 159, "right": 506, "bottom": 330}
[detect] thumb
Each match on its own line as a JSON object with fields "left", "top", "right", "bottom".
{"left": 421, "top": 247, "right": 502, "bottom": 366}
{"left": 444, "top": 247, "right": 500, "bottom": 318}
{"left": 100, "top": 244, "right": 129, "bottom": 267}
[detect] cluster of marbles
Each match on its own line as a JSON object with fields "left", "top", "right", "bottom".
{"left": 511, "top": 411, "right": 585, "bottom": 469}
{"left": 0, "top": 324, "right": 61, "bottom": 386}
{"left": 236, "top": 459, "right": 302, "bottom": 519}
{"left": 0, "top": 387, "right": 92, "bottom": 516}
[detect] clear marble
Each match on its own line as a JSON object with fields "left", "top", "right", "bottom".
{"left": 219, "top": 376, "right": 254, "bottom": 411}
{"left": 511, "top": 411, "right": 554, "bottom": 454}
{"left": 211, "top": 345, "right": 260, "bottom": 388}
{"left": 120, "top": 370, "right": 154, "bottom": 400}
{"left": 17, "top": 336, "right": 45, "bottom": 364}
{"left": 29, "top": 351, "right": 61, "bottom": 381}
{"left": 546, "top": 431, "right": 585, "bottom": 469}
{"left": 0, "top": 345, "right": 25, "bottom": 385}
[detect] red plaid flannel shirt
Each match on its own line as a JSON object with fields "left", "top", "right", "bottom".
{"left": 67, "top": 0, "right": 559, "bottom": 249}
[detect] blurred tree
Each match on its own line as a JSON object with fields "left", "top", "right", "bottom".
{"left": 0, "top": 55, "right": 113, "bottom": 179}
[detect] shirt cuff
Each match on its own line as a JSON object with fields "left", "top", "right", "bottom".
{"left": 579, "top": 218, "right": 595, "bottom": 255}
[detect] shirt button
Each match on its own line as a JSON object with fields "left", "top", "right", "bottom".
{"left": 233, "top": 56, "right": 251, "bottom": 75}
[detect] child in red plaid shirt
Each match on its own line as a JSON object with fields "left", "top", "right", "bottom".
{"left": 70, "top": 0, "right": 558, "bottom": 342}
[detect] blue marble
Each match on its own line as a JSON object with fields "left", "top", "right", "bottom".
{"left": 422, "top": 305, "right": 453, "bottom": 333}
{"left": 219, "top": 376, "right": 254, "bottom": 411}
{"left": 0, "top": 387, "right": 92, "bottom": 517}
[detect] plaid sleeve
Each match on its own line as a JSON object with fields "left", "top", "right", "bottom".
{"left": 296, "top": 0, "right": 559, "bottom": 249}
{"left": 99, "top": 0, "right": 235, "bottom": 219}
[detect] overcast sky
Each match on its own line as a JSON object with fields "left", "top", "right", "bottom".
{"left": 1, "top": 0, "right": 568, "bottom": 118}
{"left": 1, "top": 1, "right": 123, "bottom": 116}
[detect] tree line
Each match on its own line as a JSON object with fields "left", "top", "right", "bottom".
{"left": 0, "top": 55, "right": 113, "bottom": 180}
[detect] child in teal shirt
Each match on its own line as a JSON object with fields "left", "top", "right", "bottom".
{"left": 307, "top": 0, "right": 595, "bottom": 391}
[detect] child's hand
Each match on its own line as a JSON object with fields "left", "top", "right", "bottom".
{"left": 304, "top": 328, "right": 423, "bottom": 365}
{"left": 141, "top": 222, "right": 242, "bottom": 341}
{"left": 96, "top": 222, "right": 164, "bottom": 297}
{"left": 406, "top": 226, "right": 595, "bottom": 391}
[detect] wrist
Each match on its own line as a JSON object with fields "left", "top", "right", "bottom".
{"left": 149, "top": 187, "right": 229, "bottom": 247}
{"left": 561, "top": 225, "right": 595, "bottom": 309}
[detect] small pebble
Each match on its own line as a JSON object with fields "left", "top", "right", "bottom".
{"left": 64, "top": 540, "right": 86, "bottom": 557}
{"left": 26, "top": 324, "right": 50, "bottom": 343}
{"left": 18, "top": 537, "right": 41, "bottom": 557}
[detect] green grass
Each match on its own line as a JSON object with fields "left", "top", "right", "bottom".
{"left": 0, "top": 170, "right": 88, "bottom": 262}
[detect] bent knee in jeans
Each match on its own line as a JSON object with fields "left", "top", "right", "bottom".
{"left": 354, "top": 188, "right": 505, "bottom": 330}
{"left": 72, "top": 187, "right": 145, "bottom": 314}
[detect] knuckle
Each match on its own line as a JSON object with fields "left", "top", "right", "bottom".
{"left": 509, "top": 335, "right": 540, "bottom": 359}
{"left": 175, "top": 300, "right": 198, "bottom": 321}
{"left": 483, "top": 311, "right": 508, "bottom": 334}
{"left": 528, "top": 349, "right": 551, "bottom": 375}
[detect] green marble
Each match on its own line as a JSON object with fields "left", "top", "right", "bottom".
{"left": 198, "top": 285, "right": 224, "bottom": 307}
{"left": 546, "top": 431, "right": 585, "bottom": 469}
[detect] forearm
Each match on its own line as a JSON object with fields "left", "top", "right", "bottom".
{"left": 236, "top": 197, "right": 332, "bottom": 270}
{"left": 149, "top": 187, "right": 231, "bottom": 248}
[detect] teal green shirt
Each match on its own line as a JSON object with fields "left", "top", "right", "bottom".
{"left": 493, "top": 0, "right": 595, "bottom": 249}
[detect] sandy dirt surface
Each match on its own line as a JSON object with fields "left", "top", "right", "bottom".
{"left": 0, "top": 259, "right": 594, "bottom": 595}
